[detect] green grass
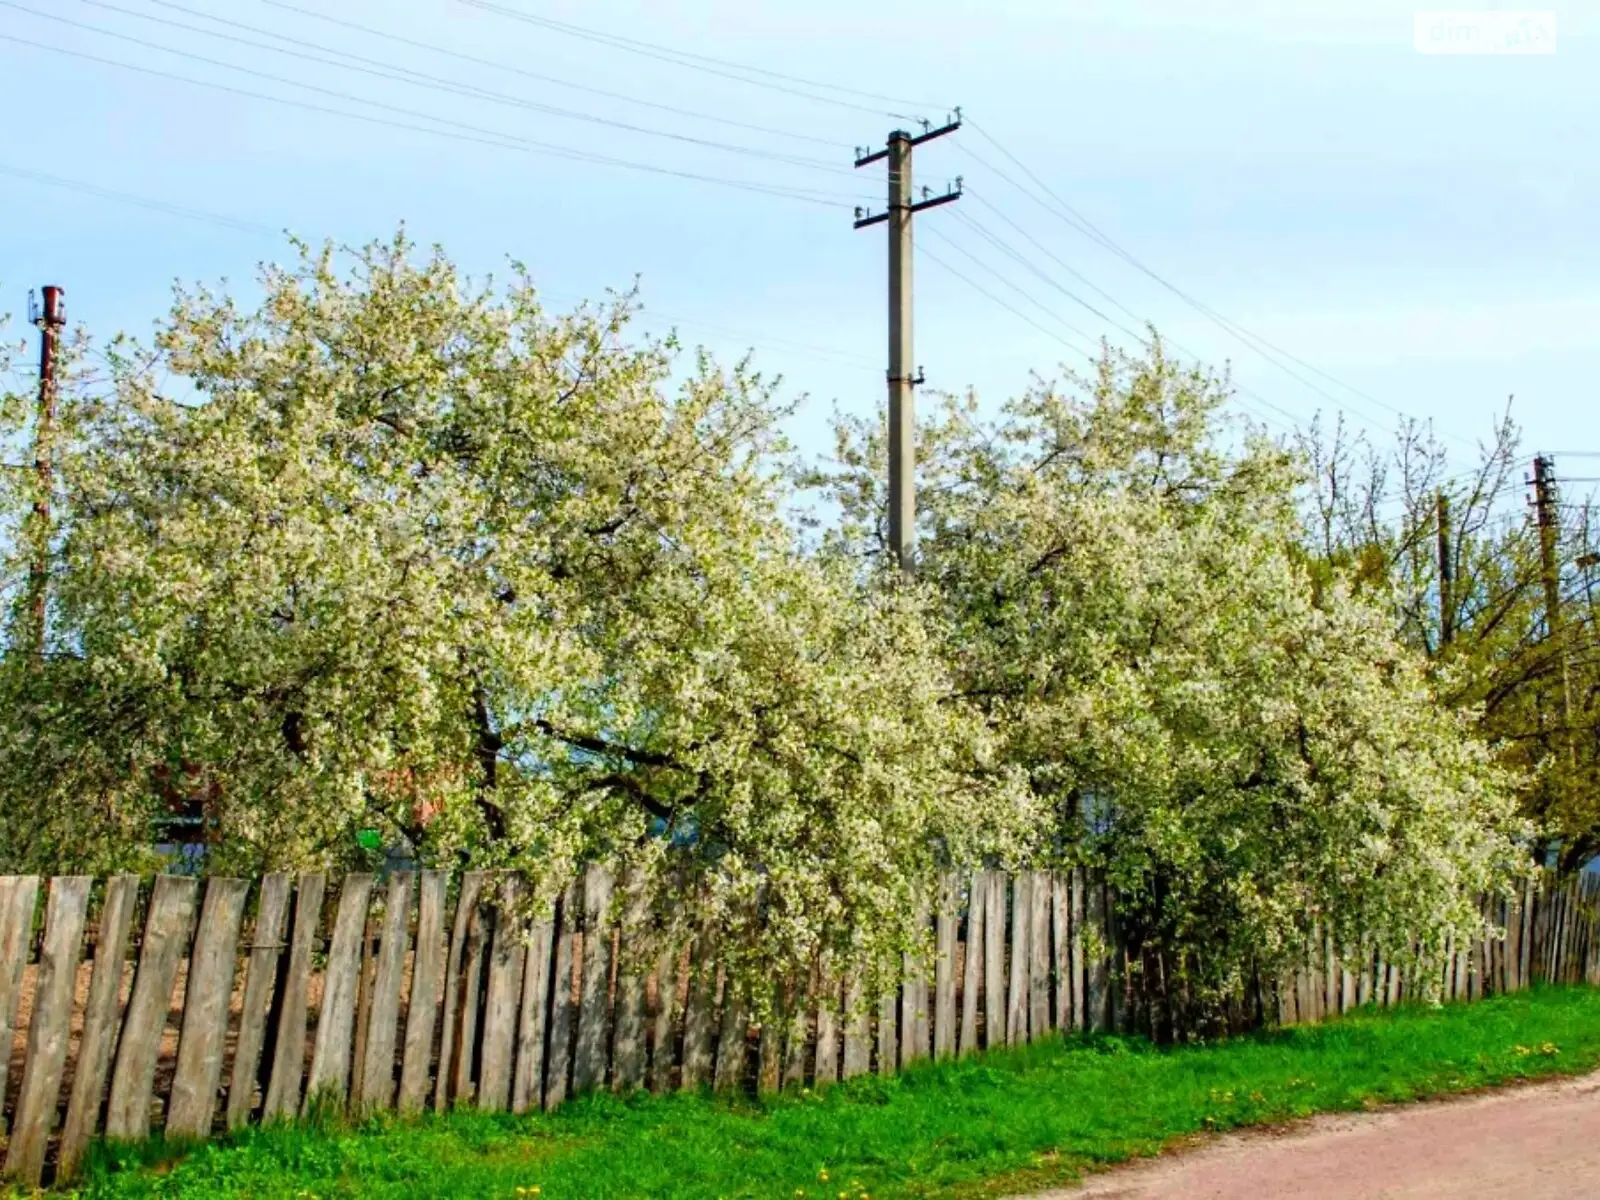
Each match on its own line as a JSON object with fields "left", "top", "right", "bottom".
{"left": 44, "top": 985, "right": 1600, "bottom": 1199}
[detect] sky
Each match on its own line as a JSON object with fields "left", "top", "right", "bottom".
{"left": 2, "top": 0, "right": 1598, "bottom": 488}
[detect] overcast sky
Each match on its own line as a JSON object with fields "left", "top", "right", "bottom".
{"left": 2, "top": 0, "right": 1597, "bottom": 484}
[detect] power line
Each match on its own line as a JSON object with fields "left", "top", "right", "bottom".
{"left": 241, "top": 0, "right": 847, "bottom": 150}
{"left": 917, "top": 242, "right": 1096, "bottom": 365}
{"left": 958, "top": 119, "right": 1480, "bottom": 450}
{"left": 0, "top": 162, "right": 280, "bottom": 234}
{"left": 941, "top": 201, "right": 1306, "bottom": 431}
{"left": 457, "top": 0, "right": 946, "bottom": 117}
{"left": 0, "top": 30, "right": 859, "bottom": 208}
{"left": 0, "top": 163, "right": 880, "bottom": 380}
{"left": 922, "top": 225, "right": 1097, "bottom": 345}
{"left": 67, "top": 0, "right": 858, "bottom": 177}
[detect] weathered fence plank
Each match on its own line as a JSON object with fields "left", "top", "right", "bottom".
{"left": 449, "top": 880, "right": 491, "bottom": 1107}
{"left": 1068, "top": 868, "right": 1086, "bottom": 1031}
{"left": 715, "top": 974, "right": 750, "bottom": 1093}
{"left": 902, "top": 900, "right": 931, "bottom": 1065}
{"left": 306, "top": 873, "right": 374, "bottom": 1109}
{"left": 1051, "top": 873, "right": 1071, "bottom": 1031}
{"left": 679, "top": 920, "right": 717, "bottom": 1092}
{"left": 399, "top": 871, "right": 448, "bottom": 1114}
{"left": 225, "top": 873, "right": 289, "bottom": 1131}
{"left": 758, "top": 983, "right": 783, "bottom": 1093}
{"left": 814, "top": 973, "right": 840, "bottom": 1085}
{"left": 782, "top": 974, "right": 809, "bottom": 1090}
{"left": 478, "top": 876, "right": 526, "bottom": 1112}
{"left": 933, "top": 875, "right": 958, "bottom": 1059}
{"left": 543, "top": 880, "right": 580, "bottom": 1109}
{"left": 647, "top": 941, "right": 678, "bottom": 1095}
{"left": 573, "top": 865, "right": 616, "bottom": 1095}
{"left": 876, "top": 982, "right": 897, "bottom": 1076}
{"left": 1084, "top": 874, "right": 1110, "bottom": 1032}
{"left": 511, "top": 907, "right": 555, "bottom": 1114}
{"left": 166, "top": 877, "right": 249, "bottom": 1139}
{"left": 0, "top": 876, "right": 41, "bottom": 1116}
{"left": 1028, "top": 871, "right": 1051, "bottom": 1041}
{"left": 358, "top": 872, "right": 414, "bottom": 1113}
{"left": 842, "top": 972, "right": 870, "bottom": 1078}
{"left": 4, "top": 876, "right": 91, "bottom": 1186}
{"left": 433, "top": 870, "right": 485, "bottom": 1113}
{"left": 983, "top": 869, "right": 1006, "bottom": 1049}
{"left": 1007, "top": 872, "right": 1029, "bottom": 1045}
{"left": 105, "top": 875, "right": 200, "bottom": 1140}
{"left": 960, "top": 869, "right": 985, "bottom": 1057}
{"left": 59, "top": 875, "right": 139, "bottom": 1178}
{"left": 610, "top": 877, "right": 652, "bottom": 1094}
{"left": 263, "top": 873, "right": 326, "bottom": 1122}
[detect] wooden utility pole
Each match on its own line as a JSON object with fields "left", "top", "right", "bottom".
{"left": 854, "top": 112, "right": 963, "bottom": 573}
{"left": 1436, "top": 490, "right": 1454, "bottom": 648}
{"left": 25, "top": 285, "right": 65, "bottom": 665}
{"left": 1532, "top": 455, "right": 1576, "bottom": 765}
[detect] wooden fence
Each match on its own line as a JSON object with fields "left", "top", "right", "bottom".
{"left": 1, "top": 866, "right": 1597, "bottom": 1187}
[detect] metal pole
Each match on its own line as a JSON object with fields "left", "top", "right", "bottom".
{"left": 886, "top": 130, "right": 915, "bottom": 573}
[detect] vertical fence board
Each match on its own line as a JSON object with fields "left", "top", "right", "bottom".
{"left": 678, "top": 921, "right": 716, "bottom": 1092}
{"left": 433, "top": 870, "right": 486, "bottom": 1113}
{"left": 399, "top": 871, "right": 448, "bottom": 1114}
{"left": 1323, "top": 926, "right": 1337, "bottom": 1017}
{"left": 876, "top": 982, "right": 897, "bottom": 1076}
{"left": 263, "top": 873, "right": 325, "bottom": 1123}
{"left": 610, "top": 879, "right": 651, "bottom": 1094}
{"left": 357, "top": 872, "right": 414, "bottom": 1114}
{"left": 477, "top": 876, "right": 525, "bottom": 1113}
{"left": 1050, "top": 873, "right": 1070, "bottom": 1032}
{"left": 166, "top": 877, "right": 249, "bottom": 1139}
{"left": 58, "top": 875, "right": 139, "bottom": 1178}
{"left": 112, "top": 887, "right": 190, "bottom": 1143}
{"left": 3, "top": 877, "right": 91, "bottom": 1186}
{"left": 449, "top": 882, "right": 492, "bottom": 1107}
{"left": 647, "top": 942, "right": 678, "bottom": 1096}
{"left": 106, "top": 875, "right": 200, "bottom": 1140}
{"left": 715, "top": 975, "right": 750, "bottom": 1093}
{"left": 225, "top": 873, "right": 289, "bottom": 1132}
{"left": 1068, "top": 868, "right": 1086, "bottom": 1031}
{"left": 1084, "top": 875, "right": 1110, "bottom": 1032}
{"left": 1028, "top": 872, "right": 1051, "bottom": 1040}
{"left": 983, "top": 869, "right": 1006, "bottom": 1049}
{"left": 959, "top": 870, "right": 985, "bottom": 1057}
{"left": 814, "top": 974, "right": 840, "bottom": 1085}
{"left": 933, "top": 875, "right": 958, "bottom": 1060}
{"left": 0, "top": 876, "right": 42, "bottom": 1117}
{"left": 782, "top": 976, "right": 809, "bottom": 1090}
{"left": 902, "top": 899, "right": 931, "bottom": 1065}
{"left": 543, "top": 881, "right": 580, "bottom": 1109}
{"left": 510, "top": 910, "right": 555, "bottom": 1114}
{"left": 842, "top": 972, "right": 870, "bottom": 1078}
{"left": 758, "top": 982, "right": 783, "bottom": 1093}
{"left": 306, "top": 874, "right": 374, "bottom": 1109}
{"left": 573, "top": 865, "right": 616, "bottom": 1096}
{"left": 1006, "top": 873, "right": 1029, "bottom": 1045}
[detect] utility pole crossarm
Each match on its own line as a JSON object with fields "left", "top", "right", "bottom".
{"left": 852, "top": 108, "right": 962, "bottom": 574}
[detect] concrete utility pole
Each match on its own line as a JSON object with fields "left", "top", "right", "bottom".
{"left": 854, "top": 112, "right": 963, "bottom": 573}
{"left": 25, "top": 285, "right": 65, "bottom": 665}
{"left": 1436, "top": 490, "right": 1454, "bottom": 648}
{"left": 1531, "top": 455, "right": 1576, "bottom": 765}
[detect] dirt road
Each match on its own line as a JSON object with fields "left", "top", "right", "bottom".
{"left": 1020, "top": 1070, "right": 1600, "bottom": 1199}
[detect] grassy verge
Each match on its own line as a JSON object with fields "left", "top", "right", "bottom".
{"left": 41, "top": 984, "right": 1600, "bottom": 1199}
